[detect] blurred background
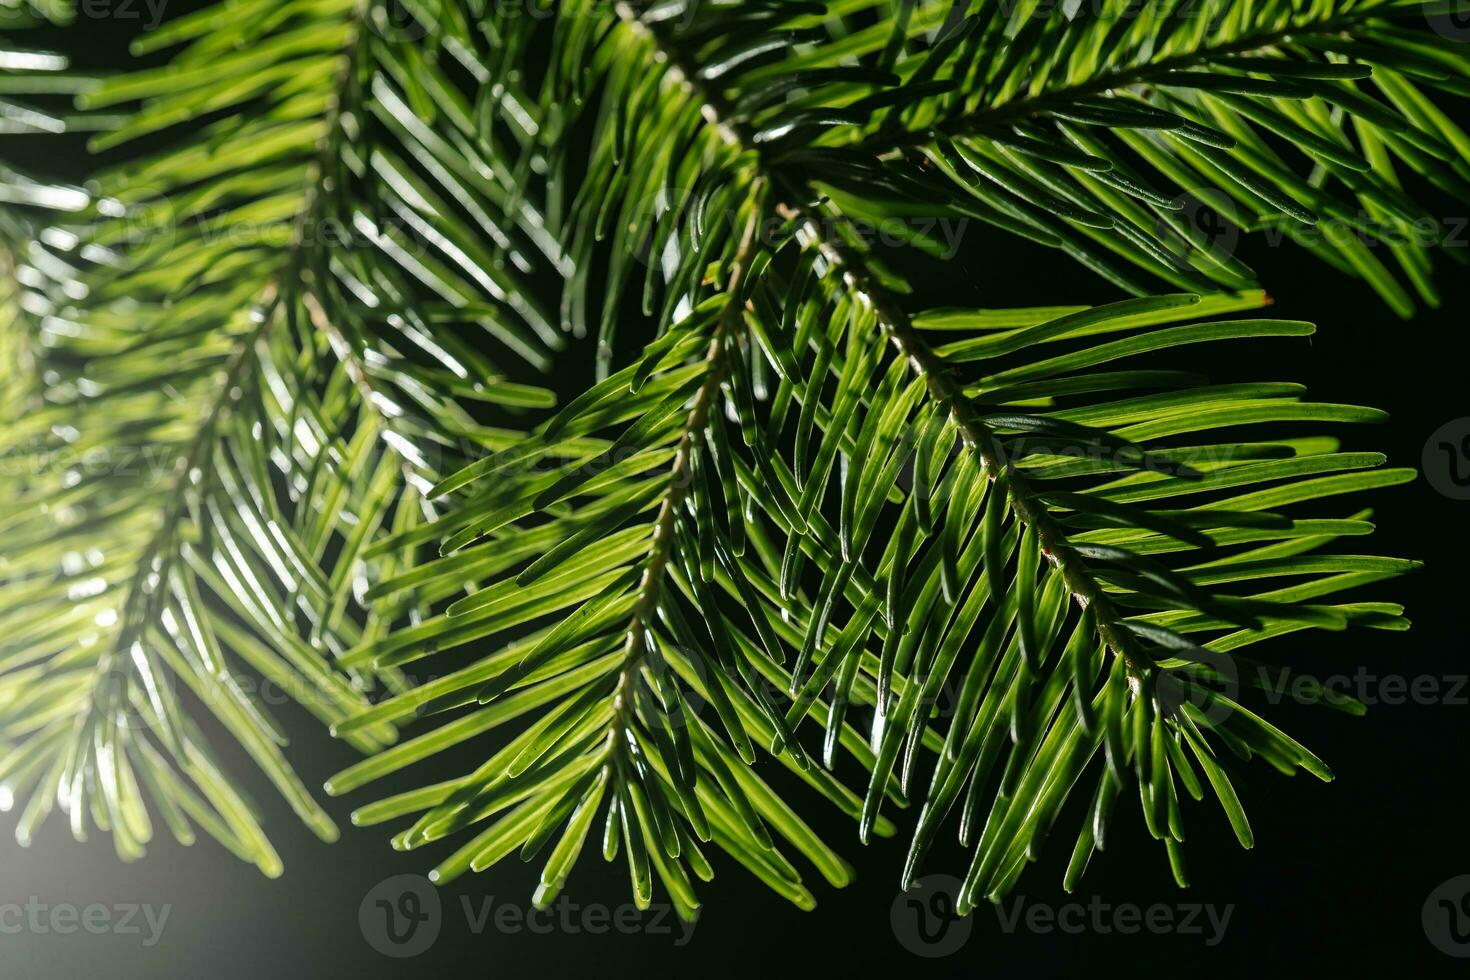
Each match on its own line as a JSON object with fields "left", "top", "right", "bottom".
{"left": 3, "top": 4, "right": 1468, "bottom": 977}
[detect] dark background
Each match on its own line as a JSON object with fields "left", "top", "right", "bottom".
{"left": 4, "top": 5, "right": 1468, "bottom": 978}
